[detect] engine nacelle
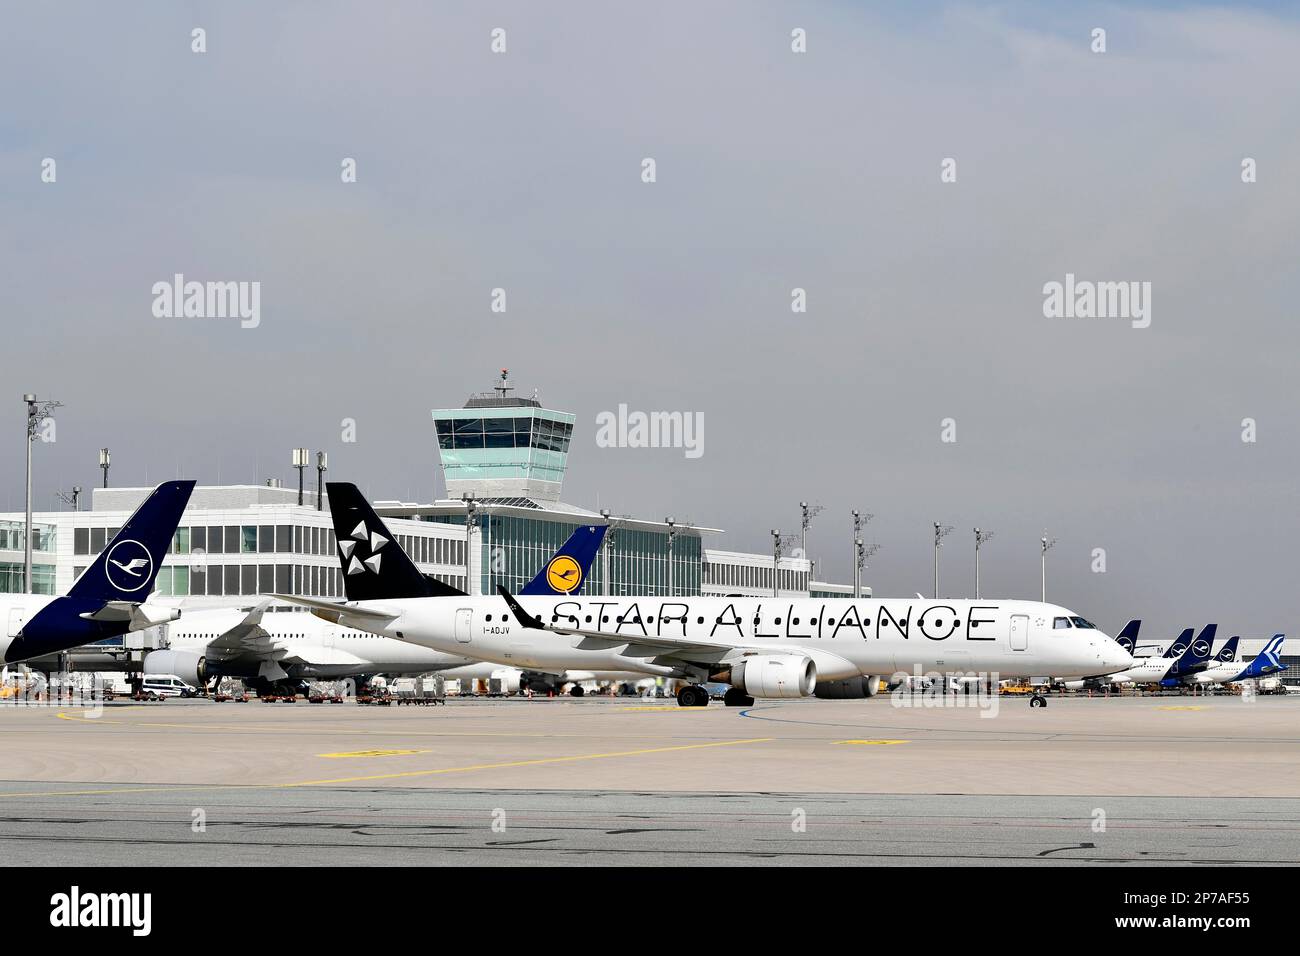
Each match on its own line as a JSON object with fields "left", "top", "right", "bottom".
{"left": 814, "top": 675, "right": 882, "bottom": 699}
{"left": 143, "top": 649, "right": 207, "bottom": 686}
{"left": 728, "top": 655, "right": 816, "bottom": 699}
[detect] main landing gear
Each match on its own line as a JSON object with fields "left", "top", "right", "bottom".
{"left": 1029, "top": 694, "right": 1048, "bottom": 708}
{"left": 723, "top": 687, "right": 755, "bottom": 708}
{"left": 677, "top": 685, "right": 710, "bottom": 708}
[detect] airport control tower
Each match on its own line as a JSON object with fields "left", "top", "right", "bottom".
{"left": 431, "top": 370, "right": 575, "bottom": 502}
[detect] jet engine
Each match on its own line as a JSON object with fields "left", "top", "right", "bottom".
{"left": 725, "top": 655, "right": 816, "bottom": 699}
{"left": 814, "top": 675, "right": 882, "bottom": 699}
{"left": 143, "top": 649, "right": 207, "bottom": 686}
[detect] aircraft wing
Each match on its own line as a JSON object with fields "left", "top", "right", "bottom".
{"left": 79, "top": 601, "right": 181, "bottom": 630}
{"left": 202, "top": 600, "right": 276, "bottom": 659}
{"left": 270, "top": 594, "right": 402, "bottom": 624}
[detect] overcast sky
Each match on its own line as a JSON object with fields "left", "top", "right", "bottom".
{"left": 3, "top": 1, "right": 1298, "bottom": 640}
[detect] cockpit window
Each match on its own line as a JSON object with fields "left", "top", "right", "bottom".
{"left": 1053, "top": 617, "right": 1072, "bottom": 629}
{"left": 1070, "top": 617, "right": 1096, "bottom": 629}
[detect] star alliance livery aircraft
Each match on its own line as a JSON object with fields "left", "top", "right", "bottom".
{"left": 279, "top": 483, "right": 1133, "bottom": 707}
{"left": 302, "top": 481, "right": 641, "bottom": 695}
{"left": 149, "top": 495, "right": 612, "bottom": 695}
{"left": 0, "top": 481, "right": 195, "bottom": 665}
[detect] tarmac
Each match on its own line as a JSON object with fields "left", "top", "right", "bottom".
{"left": 1, "top": 693, "right": 1296, "bottom": 865}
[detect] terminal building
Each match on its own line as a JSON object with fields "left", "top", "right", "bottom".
{"left": 0, "top": 373, "right": 841, "bottom": 631}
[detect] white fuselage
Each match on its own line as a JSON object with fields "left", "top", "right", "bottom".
{"left": 325, "top": 596, "right": 1130, "bottom": 682}
{"left": 166, "top": 608, "right": 475, "bottom": 679}
{"left": 1106, "top": 655, "right": 1178, "bottom": 685}
{"left": 1184, "top": 660, "right": 1247, "bottom": 685}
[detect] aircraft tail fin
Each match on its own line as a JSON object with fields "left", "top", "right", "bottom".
{"left": 1215, "top": 635, "right": 1240, "bottom": 663}
{"left": 326, "top": 482, "right": 463, "bottom": 601}
{"left": 1162, "top": 628, "right": 1194, "bottom": 658}
{"left": 66, "top": 481, "right": 196, "bottom": 603}
{"left": 1115, "top": 619, "right": 1141, "bottom": 655}
{"left": 519, "top": 525, "right": 607, "bottom": 596}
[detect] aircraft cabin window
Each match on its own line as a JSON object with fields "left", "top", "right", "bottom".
{"left": 485, "top": 614, "right": 492, "bottom": 621}
{"left": 1054, "top": 617, "right": 1072, "bottom": 629}
{"left": 585, "top": 615, "right": 592, "bottom": 623}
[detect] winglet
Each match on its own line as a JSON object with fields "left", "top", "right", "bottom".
{"left": 497, "top": 586, "right": 544, "bottom": 630}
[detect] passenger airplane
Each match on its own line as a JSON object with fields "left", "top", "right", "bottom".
{"left": 147, "top": 520, "right": 610, "bottom": 695}
{"left": 277, "top": 483, "right": 1133, "bottom": 707}
{"left": 1105, "top": 625, "right": 1212, "bottom": 686}
{"left": 1179, "top": 634, "right": 1287, "bottom": 689}
{"left": 1061, "top": 619, "right": 1142, "bottom": 690}
{"left": 317, "top": 482, "right": 649, "bottom": 696}
{"left": 1, "top": 482, "right": 195, "bottom": 666}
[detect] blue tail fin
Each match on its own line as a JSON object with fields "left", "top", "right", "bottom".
{"left": 1250, "top": 634, "right": 1286, "bottom": 676}
{"left": 1162, "top": 628, "right": 1194, "bottom": 658}
{"left": 66, "top": 481, "right": 195, "bottom": 602}
{"left": 1115, "top": 619, "right": 1141, "bottom": 654}
{"left": 1214, "top": 635, "right": 1240, "bottom": 664}
{"left": 1169, "top": 624, "right": 1216, "bottom": 676}
{"left": 519, "top": 525, "right": 608, "bottom": 596}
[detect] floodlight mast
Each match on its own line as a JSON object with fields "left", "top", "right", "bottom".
{"left": 933, "top": 522, "right": 954, "bottom": 599}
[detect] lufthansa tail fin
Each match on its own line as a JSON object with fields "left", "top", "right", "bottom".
{"left": 66, "top": 481, "right": 196, "bottom": 603}
{"left": 1162, "top": 628, "right": 1195, "bottom": 658}
{"left": 326, "top": 482, "right": 464, "bottom": 601}
{"left": 1169, "top": 624, "right": 1217, "bottom": 676}
{"left": 1214, "top": 635, "right": 1240, "bottom": 664}
{"left": 1114, "top": 619, "right": 1141, "bottom": 655}
{"left": 519, "top": 525, "right": 607, "bottom": 596}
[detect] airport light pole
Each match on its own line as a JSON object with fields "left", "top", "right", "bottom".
{"left": 1040, "top": 533, "right": 1057, "bottom": 602}
{"left": 799, "top": 501, "right": 822, "bottom": 564}
{"left": 292, "top": 448, "right": 309, "bottom": 506}
{"left": 665, "top": 517, "right": 676, "bottom": 597}
{"left": 600, "top": 508, "right": 612, "bottom": 596}
{"left": 933, "top": 522, "right": 954, "bottom": 599}
{"left": 98, "top": 447, "right": 111, "bottom": 488}
{"left": 23, "top": 394, "right": 62, "bottom": 594}
{"left": 462, "top": 494, "right": 479, "bottom": 595}
{"left": 974, "top": 527, "right": 995, "bottom": 600}
{"left": 851, "top": 511, "right": 873, "bottom": 598}
{"left": 770, "top": 529, "right": 781, "bottom": 597}
{"left": 316, "top": 451, "right": 328, "bottom": 511}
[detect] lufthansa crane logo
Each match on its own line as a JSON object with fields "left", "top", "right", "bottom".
{"left": 545, "top": 555, "right": 583, "bottom": 594}
{"left": 105, "top": 540, "right": 155, "bottom": 593}
{"left": 1193, "top": 640, "right": 1211, "bottom": 657}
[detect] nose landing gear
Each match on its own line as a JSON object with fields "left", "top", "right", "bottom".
{"left": 1030, "top": 694, "right": 1048, "bottom": 708}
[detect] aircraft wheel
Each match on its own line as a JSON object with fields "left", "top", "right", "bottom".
{"left": 1030, "top": 694, "right": 1047, "bottom": 708}
{"left": 569, "top": 685, "right": 585, "bottom": 698}
{"left": 723, "top": 688, "right": 754, "bottom": 708}
{"left": 677, "top": 685, "right": 707, "bottom": 707}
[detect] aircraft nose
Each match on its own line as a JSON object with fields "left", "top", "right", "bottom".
{"left": 1098, "top": 635, "right": 1133, "bottom": 673}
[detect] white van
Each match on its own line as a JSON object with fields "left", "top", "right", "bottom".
{"left": 141, "top": 675, "right": 197, "bottom": 700}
